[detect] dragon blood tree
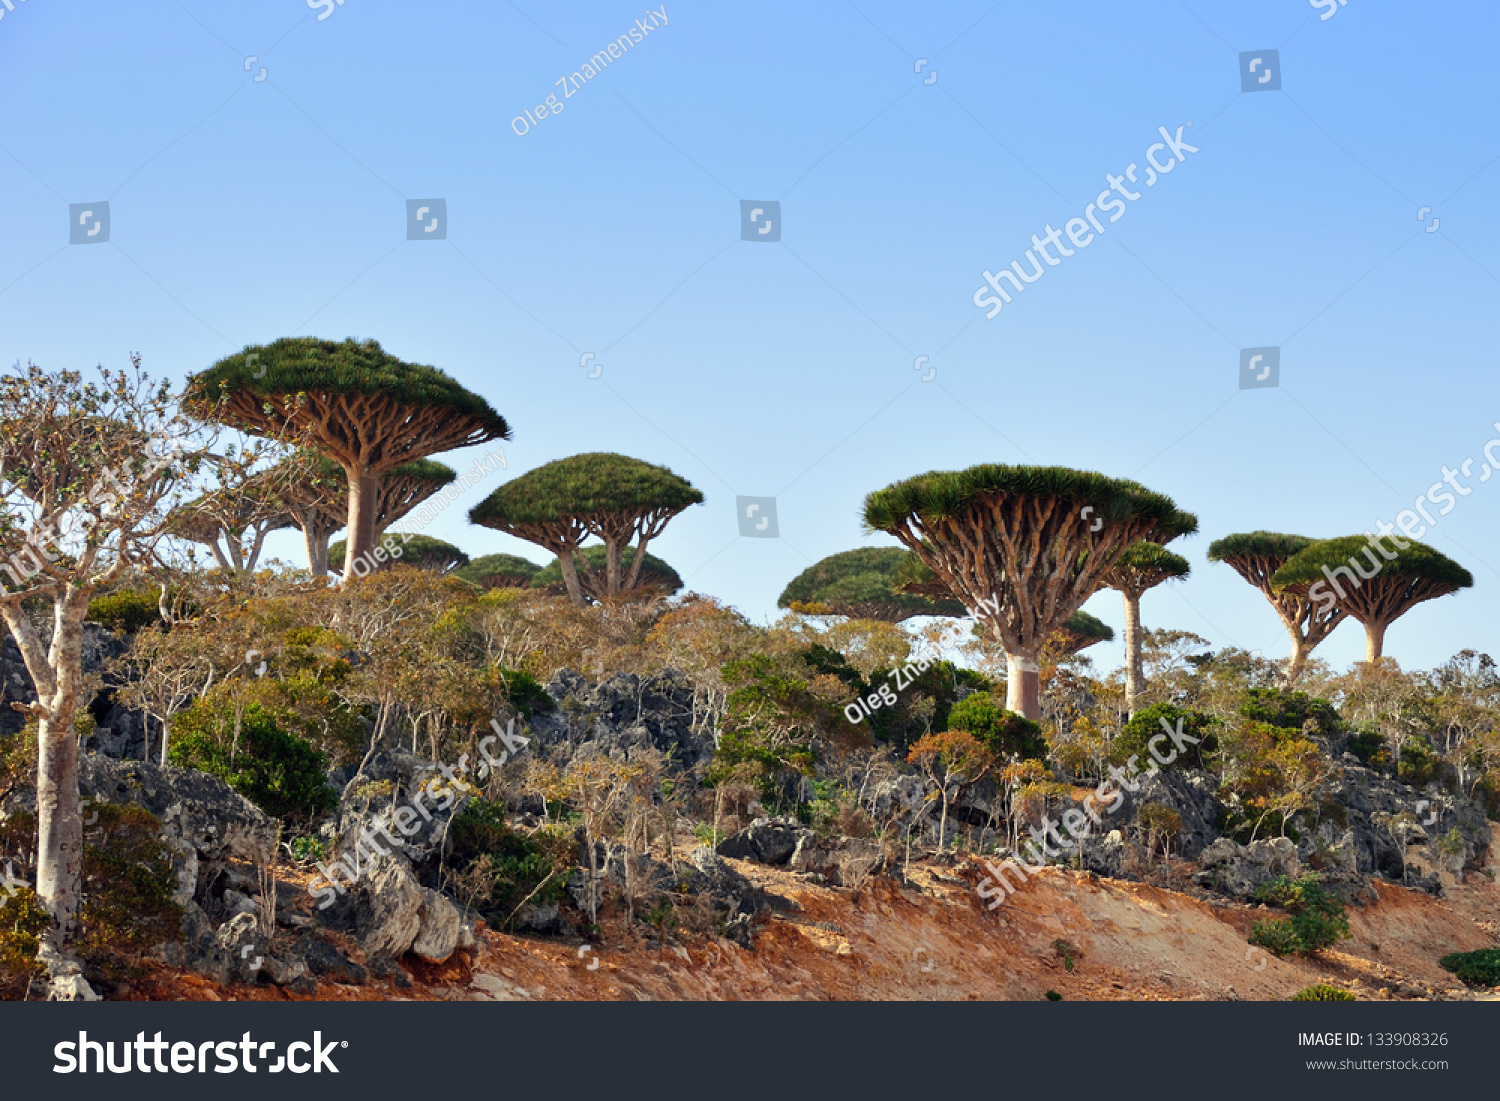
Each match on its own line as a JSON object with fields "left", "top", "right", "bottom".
{"left": 168, "top": 482, "right": 293, "bottom": 581}
{"left": 469, "top": 452, "right": 702, "bottom": 607}
{"left": 1272, "top": 535, "right": 1473, "bottom": 663}
{"left": 185, "top": 337, "right": 509, "bottom": 580}
{"left": 1207, "top": 531, "right": 1344, "bottom": 682}
{"left": 328, "top": 533, "right": 469, "bottom": 576}
{"left": 454, "top": 553, "right": 542, "bottom": 591}
{"left": 863, "top": 464, "right": 1192, "bottom": 720}
{"left": 531, "top": 545, "right": 683, "bottom": 601}
{"left": 277, "top": 453, "right": 458, "bottom": 578}
{"left": 777, "top": 547, "right": 967, "bottom": 622}
{"left": 1051, "top": 609, "right": 1115, "bottom": 656}
{"left": 1102, "top": 540, "right": 1192, "bottom": 714}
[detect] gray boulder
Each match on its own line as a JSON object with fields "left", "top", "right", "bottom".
{"left": 788, "top": 834, "right": 884, "bottom": 887}
{"left": 1193, "top": 837, "right": 1301, "bottom": 899}
{"left": 1120, "top": 767, "right": 1221, "bottom": 859}
{"left": 411, "top": 887, "right": 462, "bottom": 963}
{"left": 77, "top": 754, "right": 276, "bottom": 868}
{"left": 353, "top": 853, "right": 425, "bottom": 959}
{"left": 716, "top": 817, "right": 805, "bottom": 865}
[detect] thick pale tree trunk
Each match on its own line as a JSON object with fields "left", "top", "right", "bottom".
{"left": 26, "top": 589, "right": 89, "bottom": 956}
{"left": 1284, "top": 628, "right": 1310, "bottom": 684}
{"left": 344, "top": 468, "right": 380, "bottom": 581}
{"left": 304, "top": 527, "right": 331, "bottom": 579}
{"left": 1123, "top": 591, "right": 1144, "bottom": 716}
{"left": 604, "top": 539, "right": 623, "bottom": 597}
{"left": 1364, "top": 620, "right": 1387, "bottom": 663}
{"left": 1005, "top": 652, "right": 1041, "bottom": 721}
{"left": 558, "top": 548, "right": 586, "bottom": 607}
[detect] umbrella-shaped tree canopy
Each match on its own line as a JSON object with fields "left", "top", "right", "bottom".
{"left": 531, "top": 544, "right": 683, "bottom": 602}
{"left": 1207, "top": 531, "right": 1346, "bottom": 682}
{"left": 470, "top": 452, "right": 701, "bottom": 606}
{"left": 864, "top": 463, "right": 1193, "bottom": 719}
{"left": 1053, "top": 609, "right": 1115, "bottom": 655}
{"left": 453, "top": 553, "right": 543, "bottom": 591}
{"left": 777, "top": 547, "right": 968, "bottom": 622}
{"left": 1272, "top": 535, "right": 1472, "bottom": 662}
{"left": 328, "top": 533, "right": 469, "bottom": 576}
{"left": 185, "top": 337, "right": 509, "bottom": 580}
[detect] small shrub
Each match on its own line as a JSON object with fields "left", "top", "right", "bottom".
{"left": 86, "top": 589, "right": 161, "bottom": 634}
{"left": 1249, "top": 918, "right": 1303, "bottom": 956}
{"left": 1240, "top": 689, "right": 1342, "bottom": 740}
{"left": 1249, "top": 875, "right": 1350, "bottom": 954}
{"left": 447, "top": 799, "right": 573, "bottom": 921}
{"left": 169, "top": 695, "right": 335, "bottom": 821}
{"left": 498, "top": 668, "right": 554, "bottom": 713}
{"left": 0, "top": 887, "right": 49, "bottom": 998}
{"left": 1044, "top": 989, "right": 1062, "bottom": 1001}
{"left": 1437, "top": 948, "right": 1500, "bottom": 988}
{"left": 1053, "top": 939, "right": 1081, "bottom": 972}
{"left": 946, "top": 693, "right": 1047, "bottom": 760}
{"left": 1292, "top": 983, "right": 1355, "bottom": 1001}
{"left": 1110, "top": 703, "right": 1216, "bottom": 769}
{"left": 1137, "top": 802, "right": 1183, "bottom": 857}
{"left": 287, "top": 835, "right": 326, "bottom": 863}
{"left": 1397, "top": 739, "right": 1440, "bottom": 787}
{"left": 1346, "top": 727, "right": 1389, "bottom": 770}
{"left": 80, "top": 805, "right": 184, "bottom": 959}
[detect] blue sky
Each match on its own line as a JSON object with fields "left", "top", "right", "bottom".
{"left": 2, "top": 0, "right": 1497, "bottom": 673}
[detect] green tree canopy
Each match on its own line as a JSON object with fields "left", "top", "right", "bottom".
{"left": 453, "top": 553, "right": 544, "bottom": 591}
{"left": 531, "top": 545, "right": 682, "bottom": 602}
{"left": 1272, "top": 536, "right": 1473, "bottom": 662}
{"left": 863, "top": 463, "right": 1193, "bottom": 719}
{"left": 1207, "top": 531, "right": 1343, "bottom": 682}
{"left": 329, "top": 533, "right": 469, "bottom": 576}
{"left": 777, "top": 547, "right": 967, "bottom": 622}
{"left": 470, "top": 452, "right": 702, "bottom": 606}
{"left": 185, "top": 337, "right": 508, "bottom": 579}
{"left": 1053, "top": 610, "right": 1115, "bottom": 655}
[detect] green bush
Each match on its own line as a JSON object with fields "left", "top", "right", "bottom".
{"left": 946, "top": 692, "right": 1047, "bottom": 760}
{"left": 1397, "top": 738, "right": 1440, "bottom": 787}
{"left": 447, "top": 799, "right": 572, "bottom": 922}
{"left": 1240, "top": 689, "right": 1342, "bottom": 739}
{"left": 86, "top": 589, "right": 161, "bottom": 634}
{"left": 1292, "top": 983, "right": 1355, "bottom": 1001}
{"left": 79, "top": 805, "right": 185, "bottom": 959}
{"left": 498, "top": 668, "right": 553, "bottom": 713}
{"left": 0, "top": 886, "right": 49, "bottom": 998}
{"left": 0, "top": 806, "right": 182, "bottom": 981}
{"left": 1346, "top": 727, "right": 1390, "bottom": 770}
{"left": 1249, "top": 918, "right": 1303, "bottom": 956}
{"left": 1437, "top": 948, "right": 1500, "bottom": 988}
{"left": 169, "top": 694, "right": 335, "bottom": 821}
{"left": 1249, "top": 875, "right": 1350, "bottom": 955}
{"left": 1110, "top": 703, "right": 1216, "bottom": 769}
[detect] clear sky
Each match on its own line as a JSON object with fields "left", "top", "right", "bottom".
{"left": 2, "top": 0, "right": 1496, "bottom": 674}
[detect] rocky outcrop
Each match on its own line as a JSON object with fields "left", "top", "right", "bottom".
{"left": 1193, "top": 837, "right": 1301, "bottom": 899}
{"left": 75, "top": 755, "right": 276, "bottom": 916}
{"left": 529, "top": 669, "right": 714, "bottom": 769}
{"left": 788, "top": 834, "right": 884, "bottom": 887}
{"left": 1119, "top": 767, "right": 1221, "bottom": 859}
{"left": 716, "top": 818, "right": 804, "bottom": 865}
